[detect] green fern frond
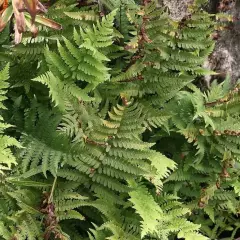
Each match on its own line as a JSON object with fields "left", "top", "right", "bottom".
{"left": 65, "top": 10, "right": 99, "bottom": 21}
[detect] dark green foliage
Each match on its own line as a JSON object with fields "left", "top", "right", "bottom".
{"left": 0, "top": 0, "right": 239, "bottom": 239}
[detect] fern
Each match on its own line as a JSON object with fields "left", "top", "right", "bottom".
{"left": 33, "top": 10, "right": 118, "bottom": 111}
{"left": 0, "top": 0, "right": 236, "bottom": 239}
{"left": 0, "top": 64, "right": 20, "bottom": 174}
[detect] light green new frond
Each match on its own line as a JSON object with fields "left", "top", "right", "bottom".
{"left": 0, "top": 135, "right": 19, "bottom": 169}
{"left": 128, "top": 180, "right": 163, "bottom": 238}
{"left": 149, "top": 152, "right": 177, "bottom": 186}
{"left": 0, "top": 64, "right": 21, "bottom": 174}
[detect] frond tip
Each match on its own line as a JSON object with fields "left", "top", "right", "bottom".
{"left": 0, "top": 64, "right": 21, "bottom": 174}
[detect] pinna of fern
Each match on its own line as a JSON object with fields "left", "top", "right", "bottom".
{"left": 157, "top": 78, "right": 240, "bottom": 238}
{"left": 0, "top": 63, "right": 20, "bottom": 174}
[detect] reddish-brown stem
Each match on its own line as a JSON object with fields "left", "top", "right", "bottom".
{"left": 124, "top": 1, "right": 152, "bottom": 72}
{"left": 86, "top": 138, "right": 108, "bottom": 147}
{"left": 121, "top": 96, "right": 129, "bottom": 106}
{"left": 119, "top": 75, "right": 144, "bottom": 83}
{"left": 205, "top": 86, "right": 239, "bottom": 107}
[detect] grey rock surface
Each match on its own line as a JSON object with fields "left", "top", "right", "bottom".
{"left": 160, "top": 0, "right": 240, "bottom": 85}
{"left": 212, "top": 0, "right": 240, "bottom": 83}
{"left": 161, "top": 0, "right": 194, "bottom": 20}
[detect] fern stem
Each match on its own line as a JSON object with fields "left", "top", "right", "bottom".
{"left": 97, "top": 0, "right": 104, "bottom": 16}
{"left": 48, "top": 177, "right": 57, "bottom": 204}
{"left": 231, "top": 226, "right": 240, "bottom": 240}
{"left": 86, "top": 137, "right": 108, "bottom": 147}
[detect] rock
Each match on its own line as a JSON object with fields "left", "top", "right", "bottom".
{"left": 207, "top": 0, "right": 240, "bottom": 84}
{"left": 159, "top": 0, "right": 240, "bottom": 85}
{"left": 159, "top": 0, "right": 193, "bottom": 20}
